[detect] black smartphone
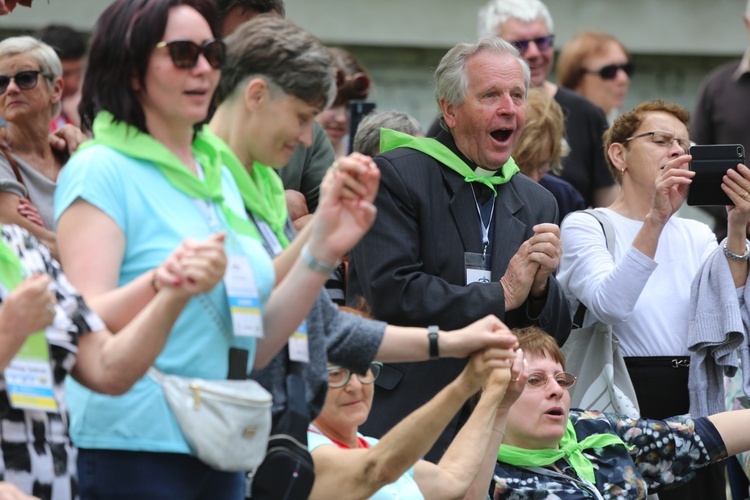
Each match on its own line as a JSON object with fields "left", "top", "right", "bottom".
{"left": 348, "top": 100, "right": 376, "bottom": 154}
{"left": 687, "top": 144, "right": 745, "bottom": 206}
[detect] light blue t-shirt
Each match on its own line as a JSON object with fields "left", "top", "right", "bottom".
{"left": 54, "top": 144, "right": 275, "bottom": 454}
{"left": 307, "top": 431, "right": 425, "bottom": 500}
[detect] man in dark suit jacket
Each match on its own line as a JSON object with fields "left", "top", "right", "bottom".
{"left": 347, "top": 36, "right": 571, "bottom": 462}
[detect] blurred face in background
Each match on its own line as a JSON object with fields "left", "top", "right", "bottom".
{"left": 575, "top": 41, "right": 631, "bottom": 115}
{"left": 497, "top": 17, "right": 553, "bottom": 88}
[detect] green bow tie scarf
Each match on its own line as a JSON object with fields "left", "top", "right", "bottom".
{"left": 497, "top": 419, "right": 633, "bottom": 484}
{"left": 379, "top": 128, "right": 519, "bottom": 195}
{"left": 82, "top": 111, "right": 261, "bottom": 242}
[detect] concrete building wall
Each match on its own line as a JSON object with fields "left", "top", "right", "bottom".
{"left": 1, "top": 0, "right": 747, "bottom": 129}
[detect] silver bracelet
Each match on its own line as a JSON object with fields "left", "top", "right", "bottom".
{"left": 301, "top": 243, "right": 339, "bottom": 275}
{"left": 723, "top": 242, "right": 750, "bottom": 262}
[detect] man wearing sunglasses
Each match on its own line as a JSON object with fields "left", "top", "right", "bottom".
{"left": 478, "top": 0, "right": 617, "bottom": 209}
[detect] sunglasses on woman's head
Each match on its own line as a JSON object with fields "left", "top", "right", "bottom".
{"left": 0, "top": 70, "right": 47, "bottom": 94}
{"left": 585, "top": 62, "right": 635, "bottom": 80}
{"left": 155, "top": 39, "right": 226, "bottom": 70}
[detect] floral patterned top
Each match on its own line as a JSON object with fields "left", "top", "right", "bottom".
{"left": 0, "top": 225, "right": 103, "bottom": 499}
{"left": 492, "top": 410, "right": 727, "bottom": 499}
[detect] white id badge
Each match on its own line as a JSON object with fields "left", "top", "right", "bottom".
{"left": 465, "top": 251, "right": 491, "bottom": 284}
{"left": 288, "top": 321, "right": 310, "bottom": 363}
{"left": 224, "top": 254, "right": 264, "bottom": 338}
{"left": 5, "top": 359, "right": 58, "bottom": 413}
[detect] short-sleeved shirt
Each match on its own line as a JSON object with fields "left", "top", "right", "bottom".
{"left": 0, "top": 224, "right": 104, "bottom": 499}
{"left": 307, "top": 430, "right": 424, "bottom": 500}
{"left": 54, "top": 144, "right": 274, "bottom": 455}
{"left": 0, "top": 151, "right": 59, "bottom": 229}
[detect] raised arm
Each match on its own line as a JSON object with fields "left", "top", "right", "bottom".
{"left": 255, "top": 154, "right": 380, "bottom": 367}
{"left": 414, "top": 349, "right": 526, "bottom": 500}
{"left": 309, "top": 335, "right": 518, "bottom": 500}
{"left": 721, "top": 163, "right": 750, "bottom": 287}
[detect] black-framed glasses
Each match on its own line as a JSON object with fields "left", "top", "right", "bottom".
{"left": 623, "top": 131, "right": 691, "bottom": 155}
{"left": 327, "top": 362, "right": 383, "bottom": 389}
{"left": 0, "top": 70, "right": 49, "bottom": 95}
{"left": 584, "top": 62, "right": 635, "bottom": 80}
{"left": 155, "top": 39, "right": 226, "bottom": 70}
{"left": 525, "top": 371, "right": 577, "bottom": 390}
{"left": 509, "top": 34, "right": 555, "bottom": 54}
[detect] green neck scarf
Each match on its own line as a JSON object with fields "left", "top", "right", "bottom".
{"left": 497, "top": 419, "right": 633, "bottom": 484}
{"left": 0, "top": 228, "right": 23, "bottom": 291}
{"left": 83, "top": 111, "right": 260, "bottom": 241}
{"left": 379, "top": 128, "right": 519, "bottom": 195}
{"left": 201, "top": 130, "right": 290, "bottom": 248}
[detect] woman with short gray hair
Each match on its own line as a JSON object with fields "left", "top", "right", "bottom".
{"left": 0, "top": 36, "right": 64, "bottom": 255}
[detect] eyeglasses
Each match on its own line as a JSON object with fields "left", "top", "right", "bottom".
{"left": 0, "top": 70, "right": 49, "bottom": 95}
{"left": 584, "top": 62, "right": 635, "bottom": 80}
{"left": 525, "top": 371, "right": 577, "bottom": 390}
{"left": 155, "top": 39, "right": 226, "bottom": 70}
{"left": 327, "top": 362, "right": 383, "bottom": 389}
{"left": 509, "top": 35, "right": 555, "bottom": 54}
{"left": 623, "top": 131, "right": 691, "bottom": 155}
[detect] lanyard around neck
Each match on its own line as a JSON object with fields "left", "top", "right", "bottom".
{"left": 470, "top": 184, "right": 495, "bottom": 257}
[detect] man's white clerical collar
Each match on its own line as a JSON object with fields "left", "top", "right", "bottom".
{"left": 473, "top": 166, "right": 498, "bottom": 177}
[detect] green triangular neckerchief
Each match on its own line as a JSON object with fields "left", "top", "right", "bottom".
{"left": 81, "top": 111, "right": 261, "bottom": 241}
{"left": 379, "top": 128, "right": 519, "bottom": 195}
{"left": 200, "top": 130, "right": 290, "bottom": 248}
{"left": 497, "top": 419, "right": 633, "bottom": 484}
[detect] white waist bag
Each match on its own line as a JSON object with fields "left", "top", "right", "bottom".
{"left": 149, "top": 367, "right": 272, "bottom": 472}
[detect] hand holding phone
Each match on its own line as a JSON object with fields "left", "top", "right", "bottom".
{"left": 687, "top": 144, "right": 746, "bottom": 206}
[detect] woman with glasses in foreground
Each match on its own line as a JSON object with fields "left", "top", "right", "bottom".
{"left": 307, "top": 311, "right": 524, "bottom": 500}
{"left": 492, "top": 326, "right": 750, "bottom": 499}
{"left": 557, "top": 99, "right": 750, "bottom": 500}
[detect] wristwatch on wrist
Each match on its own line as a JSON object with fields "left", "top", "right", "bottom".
{"left": 723, "top": 242, "right": 750, "bottom": 262}
{"left": 428, "top": 325, "right": 440, "bottom": 359}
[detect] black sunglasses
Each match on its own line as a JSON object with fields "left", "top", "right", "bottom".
{"left": 0, "top": 70, "right": 47, "bottom": 94}
{"left": 585, "top": 62, "right": 635, "bottom": 80}
{"left": 510, "top": 34, "right": 555, "bottom": 53}
{"left": 155, "top": 39, "right": 226, "bottom": 70}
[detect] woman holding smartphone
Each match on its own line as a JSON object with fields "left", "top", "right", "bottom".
{"left": 556, "top": 99, "right": 750, "bottom": 500}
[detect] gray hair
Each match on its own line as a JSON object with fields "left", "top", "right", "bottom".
{"left": 352, "top": 110, "right": 423, "bottom": 156}
{"left": 435, "top": 36, "right": 530, "bottom": 130}
{"left": 215, "top": 16, "right": 335, "bottom": 110}
{"left": 0, "top": 36, "right": 63, "bottom": 118}
{"left": 477, "top": 0, "right": 554, "bottom": 38}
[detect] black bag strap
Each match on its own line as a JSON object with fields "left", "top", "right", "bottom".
{"left": 274, "top": 350, "right": 309, "bottom": 442}
{"left": 571, "top": 209, "right": 616, "bottom": 327}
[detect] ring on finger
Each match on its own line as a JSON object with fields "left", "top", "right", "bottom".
{"left": 45, "top": 302, "right": 55, "bottom": 314}
{"left": 510, "top": 378, "right": 518, "bottom": 383}
{"left": 331, "top": 162, "right": 340, "bottom": 172}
